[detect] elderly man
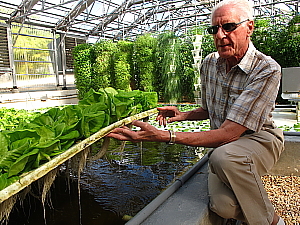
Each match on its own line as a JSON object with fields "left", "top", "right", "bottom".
{"left": 107, "top": 0, "right": 285, "bottom": 224}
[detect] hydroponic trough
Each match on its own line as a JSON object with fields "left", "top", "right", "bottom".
{"left": 0, "top": 108, "right": 159, "bottom": 222}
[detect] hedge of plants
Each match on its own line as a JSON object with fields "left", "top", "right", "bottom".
{"left": 252, "top": 15, "right": 300, "bottom": 68}
{"left": 251, "top": 15, "right": 300, "bottom": 104}
{"left": 73, "top": 32, "right": 195, "bottom": 103}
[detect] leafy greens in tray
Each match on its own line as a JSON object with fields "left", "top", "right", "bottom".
{"left": 0, "top": 88, "right": 157, "bottom": 190}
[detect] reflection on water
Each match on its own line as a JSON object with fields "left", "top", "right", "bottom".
{"left": 8, "top": 139, "right": 200, "bottom": 225}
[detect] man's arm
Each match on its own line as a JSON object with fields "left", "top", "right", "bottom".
{"left": 156, "top": 106, "right": 209, "bottom": 126}
{"left": 181, "top": 107, "right": 210, "bottom": 121}
{"left": 174, "top": 119, "right": 248, "bottom": 147}
{"left": 107, "top": 119, "right": 248, "bottom": 148}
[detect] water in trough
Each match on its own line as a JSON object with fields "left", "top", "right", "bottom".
{"left": 7, "top": 139, "right": 201, "bottom": 225}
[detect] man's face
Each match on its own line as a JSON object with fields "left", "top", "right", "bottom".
{"left": 211, "top": 6, "right": 253, "bottom": 60}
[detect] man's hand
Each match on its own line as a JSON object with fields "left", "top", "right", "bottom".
{"left": 156, "top": 106, "right": 185, "bottom": 126}
{"left": 106, "top": 120, "right": 167, "bottom": 142}
{"left": 107, "top": 118, "right": 248, "bottom": 148}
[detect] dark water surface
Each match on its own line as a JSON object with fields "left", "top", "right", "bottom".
{"left": 8, "top": 140, "right": 199, "bottom": 225}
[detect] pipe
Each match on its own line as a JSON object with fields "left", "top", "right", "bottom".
{"left": 126, "top": 154, "right": 209, "bottom": 225}
{"left": 283, "top": 131, "right": 300, "bottom": 136}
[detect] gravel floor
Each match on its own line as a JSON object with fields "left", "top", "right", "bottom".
{"left": 262, "top": 175, "right": 300, "bottom": 225}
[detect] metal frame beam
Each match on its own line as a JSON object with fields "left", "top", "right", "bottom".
{"left": 0, "top": 0, "right": 298, "bottom": 40}
{"left": 55, "top": 0, "right": 96, "bottom": 31}
{"left": 88, "top": 0, "right": 152, "bottom": 36}
{"left": 10, "top": 0, "right": 41, "bottom": 23}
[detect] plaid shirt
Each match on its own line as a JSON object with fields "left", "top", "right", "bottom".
{"left": 200, "top": 43, "right": 281, "bottom": 132}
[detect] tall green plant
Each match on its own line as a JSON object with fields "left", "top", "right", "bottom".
{"left": 155, "top": 32, "right": 195, "bottom": 103}
{"left": 201, "top": 34, "right": 215, "bottom": 59}
{"left": 73, "top": 43, "right": 93, "bottom": 99}
{"left": 133, "top": 33, "right": 157, "bottom": 92}
{"left": 252, "top": 15, "right": 300, "bottom": 68}
{"left": 92, "top": 40, "right": 117, "bottom": 90}
{"left": 156, "top": 31, "right": 180, "bottom": 103}
{"left": 177, "top": 38, "right": 195, "bottom": 102}
{"left": 113, "top": 40, "right": 134, "bottom": 91}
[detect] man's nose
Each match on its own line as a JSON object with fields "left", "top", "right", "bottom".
{"left": 215, "top": 27, "right": 227, "bottom": 39}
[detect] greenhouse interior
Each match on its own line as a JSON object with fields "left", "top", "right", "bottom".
{"left": 0, "top": 0, "right": 299, "bottom": 224}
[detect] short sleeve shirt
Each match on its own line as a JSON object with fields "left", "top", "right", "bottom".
{"left": 200, "top": 43, "right": 281, "bottom": 133}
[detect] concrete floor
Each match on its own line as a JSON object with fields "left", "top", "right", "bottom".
{"left": 0, "top": 89, "right": 78, "bottom": 110}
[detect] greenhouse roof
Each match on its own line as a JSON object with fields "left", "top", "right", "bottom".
{"left": 0, "top": 0, "right": 299, "bottom": 42}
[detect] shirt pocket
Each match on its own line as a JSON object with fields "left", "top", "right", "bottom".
{"left": 229, "top": 88, "right": 243, "bottom": 105}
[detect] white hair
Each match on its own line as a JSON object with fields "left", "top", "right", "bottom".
{"left": 211, "top": 0, "right": 254, "bottom": 23}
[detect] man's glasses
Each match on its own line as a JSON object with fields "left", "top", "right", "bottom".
{"left": 207, "top": 19, "right": 249, "bottom": 34}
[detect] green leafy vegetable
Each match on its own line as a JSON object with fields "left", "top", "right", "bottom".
{"left": 0, "top": 87, "right": 157, "bottom": 190}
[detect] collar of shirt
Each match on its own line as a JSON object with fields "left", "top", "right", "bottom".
{"left": 215, "top": 42, "right": 257, "bottom": 76}
{"left": 238, "top": 42, "right": 257, "bottom": 74}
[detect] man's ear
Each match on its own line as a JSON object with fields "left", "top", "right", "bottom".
{"left": 247, "top": 20, "right": 254, "bottom": 36}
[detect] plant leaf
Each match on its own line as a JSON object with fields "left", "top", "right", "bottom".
{"left": 8, "top": 148, "right": 39, "bottom": 177}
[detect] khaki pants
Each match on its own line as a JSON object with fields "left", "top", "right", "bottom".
{"left": 208, "top": 128, "right": 284, "bottom": 225}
